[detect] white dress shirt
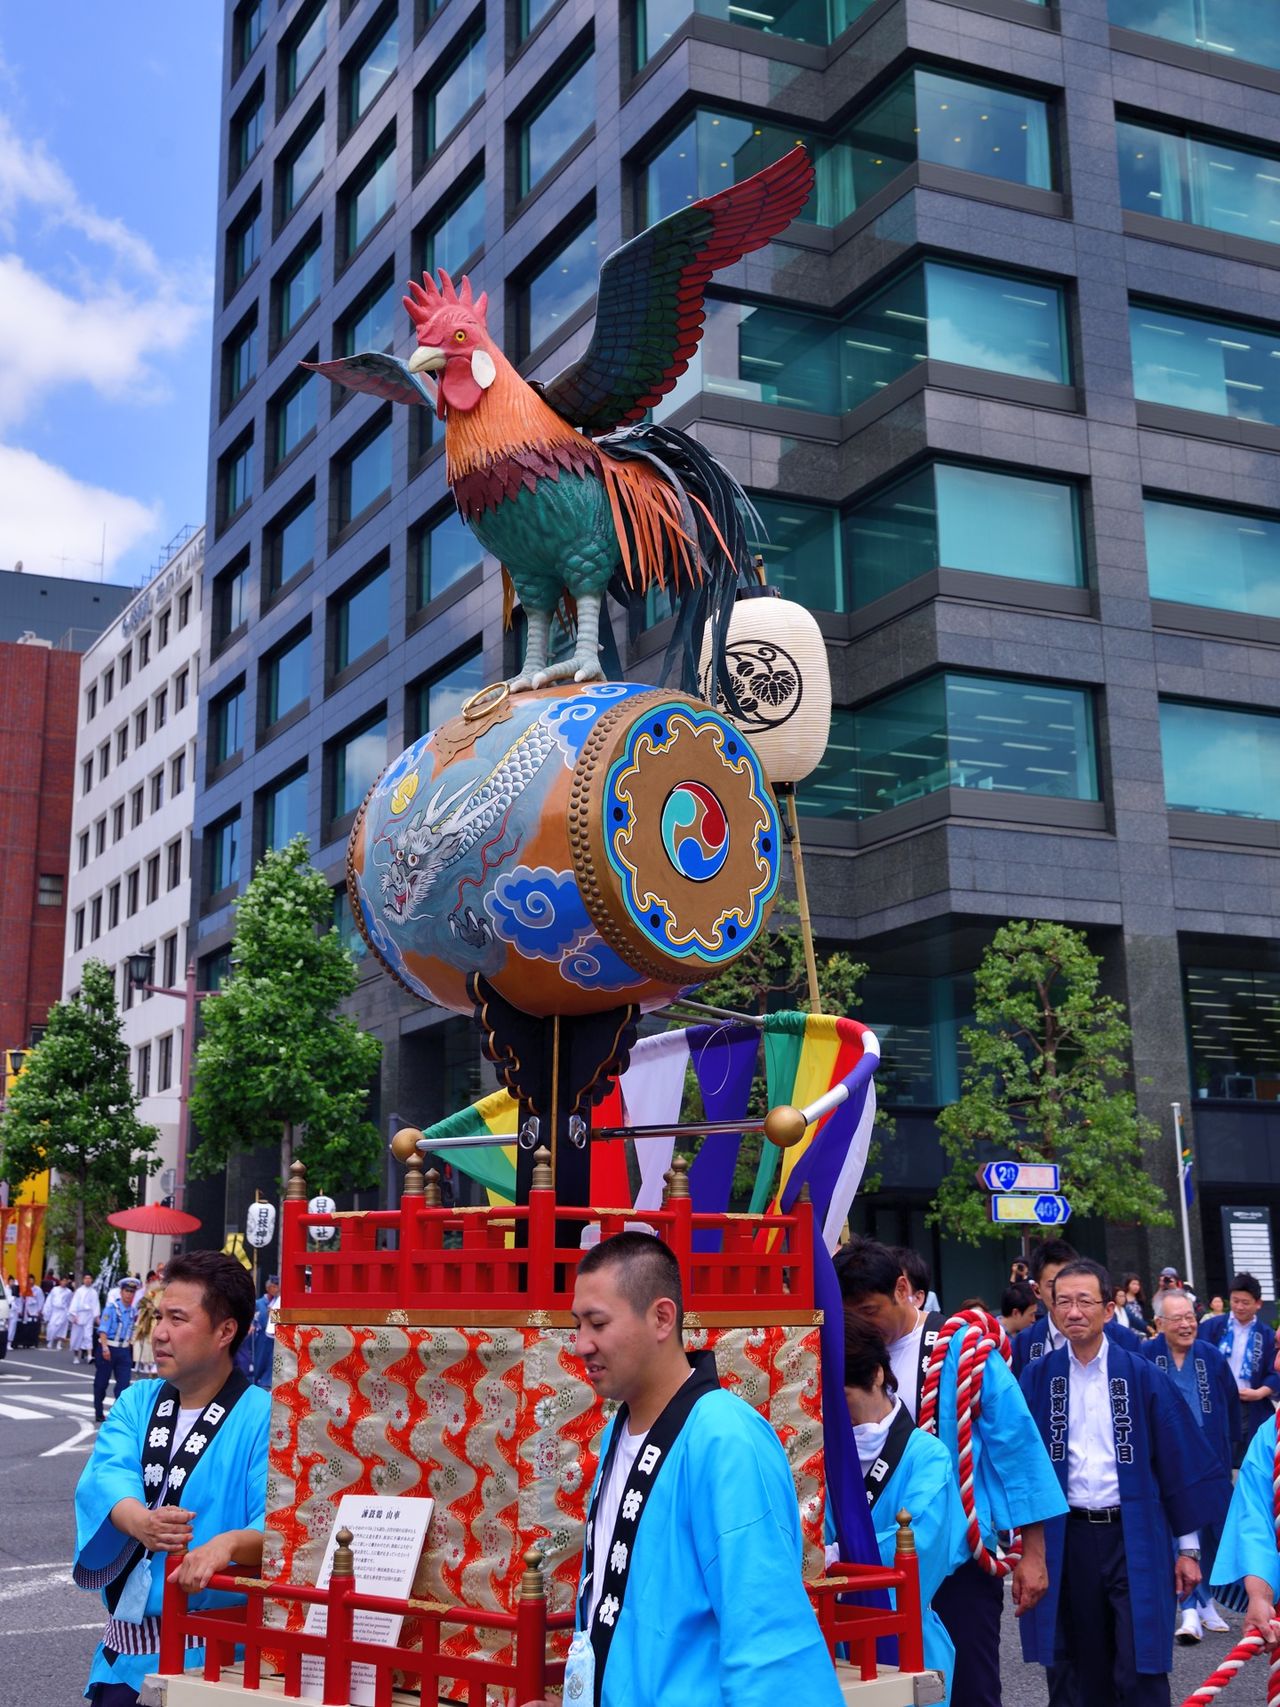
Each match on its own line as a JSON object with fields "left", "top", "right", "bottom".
{"left": 854, "top": 1396, "right": 903, "bottom": 1476}
{"left": 889, "top": 1314, "right": 928, "bottom": 1418}
{"left": 1226, "top": 1317, "right": 1251, "bottom": 1384}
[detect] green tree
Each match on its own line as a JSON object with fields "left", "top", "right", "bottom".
{"left": 929, "top": 920, "right": 1172, "bottom": 1244}
{"left": 686, "top": 901, "right": 881, "bottom": 1203}
{"left": 188, "top": 835, "right": 383, "bottom": 1197}
{"left": 0, "top": 959, "right": 160, "bottom": 1275}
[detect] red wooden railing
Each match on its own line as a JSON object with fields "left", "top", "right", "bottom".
{"left": 159, "top": 1539, "right": 573, "bottom": 1706}
{"left": 808, "top": 1515, "right": 927, "bottom": 1682}
{"left": 279, "top": 1154, "right": 814, "bottom": 1315}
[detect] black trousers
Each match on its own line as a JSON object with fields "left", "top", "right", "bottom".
{"left": 93, "top": 1345, "right": 133, "bottom": 1416}
{"left": 1060, "top": 1518, "right": 1170, "bottom": 1707}
{"left": 934, "top": 1558, "right": 1006, "bottom": 1707}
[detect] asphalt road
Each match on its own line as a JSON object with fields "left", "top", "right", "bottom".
{"left": 0, "top": 1351, "right": 1267, "bottom": 1706}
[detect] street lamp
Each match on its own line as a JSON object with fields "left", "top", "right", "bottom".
{"left": 125, "top": 955, "right": 216, "bottom": 1223}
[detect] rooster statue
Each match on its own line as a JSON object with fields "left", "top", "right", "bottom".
{"left": 304, "top": 147, "right": 813, "bottom": 692}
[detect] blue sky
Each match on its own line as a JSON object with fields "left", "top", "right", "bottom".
{"left": 0, "top": 5, "right": 223, "bottom": 586}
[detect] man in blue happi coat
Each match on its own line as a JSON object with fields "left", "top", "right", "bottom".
{"left": 73, "top": 1250, "right": 271, "bottom": 1707}
{"left": 566, "top": 1231, "right": 842, "bottom": 1707}
{"left": 1011, "top": 1239, "right": 1142, "bottom": 1378}
{"left": 94, "top": 1276, "right": 140, "bottom": 1423}
{"left": 1141, "top": 1286, "right": 1239, "bottom": 1644}
{"left": 1020, "top": 1259, "right": 1231, "bottom": 1705}
{"left": 1199, "top": 1271, "right": 1280, "bottom": 1458}
{"left": 836, "top": 1238, "right": 1066, "bottom": 1707}
{"left": 247, "top": 1273, "right": 279, "bottom": 1389}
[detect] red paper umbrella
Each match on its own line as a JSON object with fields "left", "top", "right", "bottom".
{"left": 107, "top": 1204, "right": 202, "bottom": 1235}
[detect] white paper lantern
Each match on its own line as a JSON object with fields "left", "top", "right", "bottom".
{"left": 245, "top": 1201, "right": 278, "bottom": 1249}
{"left": 699, "top": 586, "right": 832, "bottom": 785}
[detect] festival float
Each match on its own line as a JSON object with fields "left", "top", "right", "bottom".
{"left": 143, "top": 148, "right": 947, "bottom": 1707}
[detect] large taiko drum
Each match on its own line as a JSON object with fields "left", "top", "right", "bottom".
{"left": 346, "top": 681, "right": 782, "bottom": 1018}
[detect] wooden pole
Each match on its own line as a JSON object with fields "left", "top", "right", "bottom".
{"left": 783, "top": 788, "right": 822, "bottom": 1014}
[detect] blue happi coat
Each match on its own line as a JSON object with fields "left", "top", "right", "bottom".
{"left": 575, "top": 1390, "right": 843, "bottom": 1707}
{"left": 864, "top": 1426, "right": 969, "bottom": 1705}
{"left": 1019, "top": 1342, "right": 1231, "bottom": 1675}
{"left": 1200, "top": 1312, "right": 1280, "bottom": 1444}
{"left": 929, "top": 1328, "right": 1066, "bottom": 1547}
{"left": 1011, "top": 1313, "right": 1142, "bottom": 1378}
{"left": 1215, "top": 1412, "right": 1280, "bottom": 1592}
{"left": 1139, "top": 1336, "right": 1239, "bottom": 1584}
{"left": 73, "top": 1377, "right": 270, "bottom": 1697}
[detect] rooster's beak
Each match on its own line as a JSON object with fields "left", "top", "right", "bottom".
{"left": 408, "top": 345, "right": 446, "bottom": 374}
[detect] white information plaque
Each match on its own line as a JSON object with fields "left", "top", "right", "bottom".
{"left": 299, "top": 1494, "right": 435, "bottom": 1705}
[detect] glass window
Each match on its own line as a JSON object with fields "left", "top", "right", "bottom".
{"left": 86, "top": 684, "right": 97, "bottom": 721}
{"left": 214, "top": 559, "right": 250, "bottom": 641}
{"left": 520, "top": 53, "right": 592, "bottom": 195}
{"left": 234, "top": 89, "right": 265, "bottom": 179}
{"left": 335, "top": 566, "right": 390, "bottom": 669}
{"left": 116, "top": 725, "right": 128, "bottom": 763}
{"left": 279, "top": 238, "right": 323, "bottom": 340}
{"left": 1160, "top": 699, "right": 1280, "bottom": 820}
{"left": 269, "top": 493, "right": 316, "bottom": 590}
{"left": 426, "top": 31, "right": 485, "bottom": 156}
{"left": 158, "top": 1033, "right": 173, "bottom": 1092}
{"left": 223, "top": 437, "right": 254, "bottom": 518}
{"left": 41, "top": 873, "right": 65, "bottom": 909}
{"left": 112, "top": 802, "right": 124, "bottom": 842}
{"left": 154, "top": 687, "right": 167, "bottom": 729}
{"left": 107, "top": 882, "right": 120, "bottom": 929}
{"left": 676, "top": 296, "right": 842, "bottom": 414}
{"left": 1131, "top": 301, "right": 1280, "bottom": 426}
{"left": 923, "top": 262, "right": 1067, "bottom": 385}
{"left": 265, "top": 632, "right": 310, "bottom": 724}
{"left": 212, "top": 686, "right": 245, "bottom": 765}
{"left": 634, "top": 0, "right": 883, "bottom": 60}
{"left": 412, "top": 649, "right": 485, "bottom": 737}
{"left": 131, "top": 787, "right": 144, "bottom": 829}
{"left": 338, "top": 421, "right": 393, "bottom": 526}
{"left": 416, "top": 507, "right": 483, "bottom": 606}
{"left": 644, "top": 113, "right": 823, "bottom": 224}
{"left": 150, "top": 769, "right": 164, "bottom": 812}
{"left": 73, "top": 907, "right": 85, "bottom": 951}
{"left": 172, "top": 752, "right": 186, "bottom": 795}
{"left": 286, "top": 4, "right": 326, "bottom": 99}
{"left": 846, "top": 463, "right": 1082, "bottom": 606}
{"left": 800, "top": 672, "right": 1097, "bottom": 820}
{"left": 229, "top": 199, "right": 262, "bottom": 291}
{"left": 1145, "top": 495, "right": 1280, "bottom": 618}
{"left": 163, "top": 932, "right": 178, "bottom": 986}
{"left": 207, "top": 815, "right": 240, "bottom": 894}
{"left": 178, "top": 588, "right": 191, "bottom": 628}
{"left": 167, "top": 839, "right": 182, "bottom": 890}
{"left": 520, "top": 0, "right": 559, "bottom": 38}
{"left": 78, "top": 828, "right": 90, "bottom": 866}
{"left": 750, "top": 495, "right": 844, "bottom": 610}
{"left": 282, "top": 115, "right": 325, "bottom": 218}
{"left": 158, "top": 610, "right": 170, "bottom": 650}
{"left": 237, "top": 0, "right": 265, "bottom": 68}
{"left": 522, "top": 219, "right": 598, "bottom": 353}
{"left": 117, "top": 655, "right": 129, "bottom": 688}
{"left": 265, "top": 769, "right": 309, "bottom": 850}
{"left": 139, "top": 630, "right": 151, "bottom": 668}
{"left": 422, "top": 170, "right": 484, "bottom": 275}
{"left": 90, "top": 895, "right": 102, "bottom": 940}
{"left": 349, "top": 10, "right": 398, "bottom": 127}
{"left": 334, "top": 885, "right": 369, "bottom": 960}
{"left": 331, "top": 714, "right": 388, "bottom": 819}
{"left": 346, "top": 139, "right": 396, "bottom": 254}
{"left": 175, "top": 667, "right": 189, "bottom": 711}
{"left": 1108, "top": 0, "right": 1280, "bottom": 72}
{"left": 1118, "top": 118, "right": 1280, "bottom": 247}
{"left": 226, "top": 318, "right": 259, "bottom": 404}
{"left": 274, "top": 370, "right": 318, "bottom": 463}
{"left": 342, "top": 268, "right": 400, "bottom": 355}
{"left": 1185, "top": 967, "right": 1280, "bottom": 1102}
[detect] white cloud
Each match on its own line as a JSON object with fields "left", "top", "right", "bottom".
{"left": 0, "top": 443, "right": 161, "bottom": 577}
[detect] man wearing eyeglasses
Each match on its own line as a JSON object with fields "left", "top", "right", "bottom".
{"left": 1018, "top": 1258, "right": 1231, "bottom": 1705}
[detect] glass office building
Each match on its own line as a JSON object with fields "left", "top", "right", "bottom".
{"left": 197, "top": 0, "right": 1280, "bottom": 1295}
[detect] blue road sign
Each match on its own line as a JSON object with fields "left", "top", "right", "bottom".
{"left": 981, "top": 1161, "right": 1061, "bottom": 1194}
{"left": 990, "top": 1192, "right": 1072, "bottom": 1226}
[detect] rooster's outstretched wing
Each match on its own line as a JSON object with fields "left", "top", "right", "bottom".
{"left": 539, "top": 145, "right": 814, "bottom": 437}
{"left": 299, "top": 351, "right": 435, "bottom": 408}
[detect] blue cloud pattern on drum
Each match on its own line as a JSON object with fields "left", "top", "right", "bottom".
{"left": 486, "top": 866, "right": 588, "bottom": 960}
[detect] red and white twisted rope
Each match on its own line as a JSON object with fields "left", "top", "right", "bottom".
{"left": 917, "top": 1308, "right": 1021, "bottom": 1577}
{"left": 1180, "top": 1422, "right": 1280, "bottom": 1705}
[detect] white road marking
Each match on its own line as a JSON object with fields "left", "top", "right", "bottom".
{"left": 41, "top": 1419, "right": 99, "bottom": 1457}
{"left": 0, "top": 1563, "right": 69, "bottom": 1573}
{"left": 0, "top": 1621, "right": 102, "bottom": 1637}
{"left": 0, "top": 1569, "right": 73, "bottom": 1604}
{"left": 0, "top": 1403, "right": 45, "bottom": 1421}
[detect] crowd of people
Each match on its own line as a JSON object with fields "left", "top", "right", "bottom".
{"left": 51, "top": 1234, "right": 1280, "bottom": 1707}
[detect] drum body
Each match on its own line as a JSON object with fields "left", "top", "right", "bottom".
{"left": 347, "top": 681, "right": 781, "bottom": 1018}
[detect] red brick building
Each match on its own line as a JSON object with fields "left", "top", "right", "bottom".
{"left": 0, "top": 640, "right": 83, "bottom": 1051}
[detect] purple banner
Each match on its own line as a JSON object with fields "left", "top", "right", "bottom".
{"left": 685, "top": 1024, "right": 759, "bottom": 1248}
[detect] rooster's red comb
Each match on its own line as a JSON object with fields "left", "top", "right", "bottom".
{"left": 404, "top": 269, "right": 489, "bottom": 329}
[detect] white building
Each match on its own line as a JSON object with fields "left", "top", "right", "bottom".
{"left": 62, "top": 528, "right": 204, "bottom": 1278}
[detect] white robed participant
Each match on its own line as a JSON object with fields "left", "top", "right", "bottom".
{"left": 43, "top": 1279, "right": 72, "bottom": 1349}
{"left": 70, "top": 1275, "right": 101, "bottom": 1364}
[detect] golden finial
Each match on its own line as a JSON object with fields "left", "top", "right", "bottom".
{"left": 423, "top": 1168, "right": 443, "bottom": 1208}
{"left": 797, "top": 1180, "right": 811, "bottom": 1205}
{"left": 520, "top": 1544, "right": 546, "bottom": 1601}
{"left": 669, "top": 1154, "right": 690, "bottom": 1199}
{"left": 333, "top": 1528, "right": 356, "bottom": 1576}
{"left": 403, "top": 1154, "right": 425, "bottom": 1196}
{"left": 763, "top": 1104, "right": 809, "bottom": 1148}
{"left": 390, "top": 1126, "right": 423, "bottom": 1164}
{"left": 531, "top": 1146, "right": 553, "bottom": 1191}
{"left": 895, "top": 1511, "right": 917, "bottom": 1556}
{"left": 285, "top": 1159, "right": 308, "bottom": 1201}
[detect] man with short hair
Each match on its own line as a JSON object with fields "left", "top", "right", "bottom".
{"left": 1142, "top": 1288, "right": 1239, "bottom": 1643}
{"left": 73, "top": 1249, "right": 271, "bottom": 1707}
{"left": 1199, "top": 1272, "right": 1280, "bottom": 1454}
{"left": 835, "top": 1238, "right": 1064, "bottom": 1707}
{"left": 1019, "top": 1258, "right": 1230, "bottom": 1705}
{"left": 44, "top": 1275, "right": 72, "bottom": 1350}
{"left": 569, "top": 1231, "right": 842, "bottom": 1706}
{"left": 95, "top": 1277, "right": 140, "bottom": 1422}
{"left": 1011, "top": 1240, "right": 1142, "bottom": 1376}
{"left": 248, "top": 1274, "right": 280, "bottom": 1390}
{"left": 1001, "top": 1281, "right": 1038, "bottom": 1340}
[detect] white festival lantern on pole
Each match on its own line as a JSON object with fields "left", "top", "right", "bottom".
{"left": 700, "top": 577, "right": 833, "bottom": 1010}
{"left": 307, "top": 1194, "right": 337, "bottom": 1244}
{"left": 245, "top": 1200, "right": 278, "bottom": 1248}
